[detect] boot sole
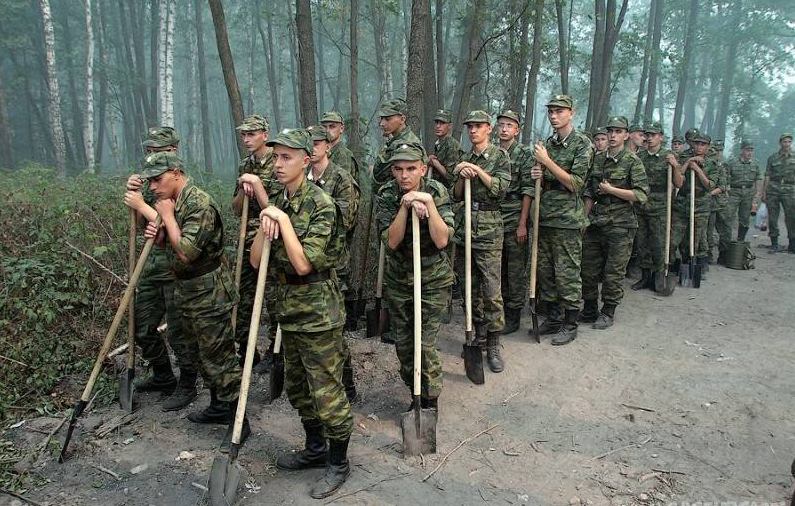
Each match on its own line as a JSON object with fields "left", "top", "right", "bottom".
{"left": 310, "top": 469, "right": 351, "bottom": 499}
{"left": 161, "top": 392, "right": 198, "bottom": 412}
{"left": 276, "top": 459, "right": 327, "bottom": 471}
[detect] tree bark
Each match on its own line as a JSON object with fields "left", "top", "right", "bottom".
{"left": 632, "top": 0, "right": 655, "bottom": 124}
{"left": 586, "top": 0, "right": 629, "bottom": 129}
{"left": 349, "top": 0, "right": 361, "bottom": 157}
{"left": 163, "top": 0, "right": 175, "bottom": 126}
{"left": 372, "top": 1, "right": 394, "bottom": 100}
{"left": 295, "top": 0, "right": 318, "bottom": 125}
{"left": 507, "top": 0, "right": 531, "bottom": 112}
{"left": 0, "top": 62, "right": 13, "bottom": 169}
{"left": 84, "top": 0, "right": 95, "bottom": 171}
{"left": 643, "top": 0, "right": 663, "bottom": 124}
{"left": 714, "top": 0, "right": 742, "bottom": 140}
{"left": 314, "top": 0, "right": 325, "bottom": 114}
{"left": 451, "top": 0, "right": 486, "bottom": 140}
{"left": 150, "top": 0, "right": 159, "bottom": 121}
{"left": 435, "top": 0, "right": 445, "bottom": 106}
{"left": 259, "top": 2, "right": 282, "bottom": 131}
{"left": 672, "top": 0, "right": 698, "bottom": 136}
{"left": 554, "top": 0, "right": 572, "bottom": 94}
{"left": 194, "top": 0, "right": 212, "bottom": 171}
{"left": 39, "top": 0, "right": 68, "bottom": 175}
{"left": 117, "top": 0, "right": 145, "bottom": 145}
{"left": 94, "top": 0, "right": 109, "bottom": 169}
{"left": 286, "top": 1, "right": 301, "bottom": 124}
{"left": 127, "top": 0, "right": 152, "bottom": 124}
{"left": 61, "top": 9, "right": 87, "bottom": 168}
{"left": 157, "top": 0, "right": 167, "bottom": 124}
{"left": 522, "top": 0, "right": 544, "bottom": 142}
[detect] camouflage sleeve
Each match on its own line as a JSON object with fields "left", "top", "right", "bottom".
{"left": 569, "top": 135, "right": 593, "bottom": 194}
{"left": 755, "top": 160, "right": 762, "bottom": 180}
{"left": 375, "top": 185, "right": 397, "bottom": 248}
{"left": 441, "top": 140, "right": 462, "bottom": 173}
{"left": 719, "top": 164, "right": 730, "bottom": 191}
{"left": 519, "top": 148, "right": 536, "bottom": 197}
{"left": 233, "top": 158, "right": 246, "bottom": 198}
{"left": 300, "top": 200, "right": 337, "bottom": 270}
{"left": 581, "top": 162, "right": 596, "bottom": 201}
{"left": 630, "top": 156, "right": 649, "bottom": 205}
{"left": 333, "top": 171, "right": 360, "bottom": 232}
{"left": 178, "top": 200, "right": 218, "bottom": 263}
{"left": 486, "top": 150, "right": 511, "bottom": 198}
{"left": 766, "top": 155, "right": 773, "bottom": 176}
{"left": 702, "top": 160, "right": 718, "bottom": 192}
{"left": 433, "top": 183, "right": 455, "bottom": 244}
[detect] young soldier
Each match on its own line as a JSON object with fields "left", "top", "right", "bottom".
{"left": 376, "top": 142, "right": 454, "bottom": 410}
{"left": 726, "top": 140, "right": 762, "bottom": 241}
{"left": 593, "top": 127, "right": 609, "bottom": 155}
{"left": 428, "top": 109, "right": 463, "bottom": 192}
{"left": 453, "top": 110, "right": 511, "bottom": 371}
{"left": 762, "top": 133, "right": 795, "bottom": 253}
{"left": 495, "top": 110, "right": 534, "bottom": 335}
{"left": 633, "top": 122, "right": 678, "bottom": 290}
{"left": 306, "top": 124, "right": 361, "bottom": 403}
{"left": 628, "top": 124, "right": 646, "bottom": 153}
{"left": 530, "top": 95, "right": 592, "bottom": 346}
{"left": 373, "top": 98, "right": 421, "bottom": 193}
{"left": 123, "top": 127, "right": 200, "bottom": 411}
{"left": 320, "top": 110, "right": 360, "bottom": 184}
{"left": 580, "top": 117, "right": 649, "bottom": 328}
{"left": 706, "top": 140, "right": 731, "bottom": 264}
{"left": 233, "top": 115, "right": 283, "bottom": 374}
{"left": 141, "top": 152, "right": 246, "bottom": 451}
{"left": 671, "top": 135, "right": 685, "bottom": 154}
{"left": 249, "top": 129, "right": 352, "bottom": 499}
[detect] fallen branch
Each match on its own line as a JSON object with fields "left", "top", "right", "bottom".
{"left": 422, "top": 423, "right": 501, "bottom": 482}
{"left": 324, "top": 473, "right": 410, "bottom": 504}
{"left": 107, "top": 343, "right": 129, "bottom": 360}
{"left": 0, "top": 489, "right": 45, "bottom": 506}
{"left": 621, "top": 403, "right": 656, "bottom": 413}
{"left": 34, "top": 414, "right": 69, "bottom": 464}
{"left": 65, "top": 241, "right": 128, "bottom": 286}
{"left": 0, "top": 354, "right": 29, "bottom": 368}
{"left": 94, "top": 412, "right": 139, "bottom": 439}
{"left": 91, "top": 464, "right": 121, "bottom": 480}
{"left": 652, "top": 468, "right": 686, "bottom": 475}
{"left": 591, "top": 436, "right": 652, "bottom": 460}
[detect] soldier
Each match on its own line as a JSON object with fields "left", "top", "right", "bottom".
{"left": 373, "top": 98, "right": 421, "bottom": 193}
{"left": 233, "top": 115, "right": 283, "bottom": 374}
{"left": 452, "top": 110, "right": 511, "bottom": 372}
{"left": 495, "top": 110, "right": 534, "bottom": 335}
{"left": 762, "top": 133, "right": 795, "bottom": 253}
{"left": 706, "top": 140, "right": 731, "bottom": 264}
{"left": 320, "top": 110, "right": 360, "bottom": 184}
{"left": 141, "top": 152, "right": 246, "bottom": 451}
{"left": 123, "top": 127, "right": 200, "bottom": 411}
{"left": 671, "top": 135, "right": 685, "bottom": 154}
{"left": 633, "top": 122, "right": 678, "bottom": 291}
{"left": 580, "top": 116, "right": 649, "bottom": 328}
{"left": 726, "top": 140, "right": 762, "bottom": 242}
{"left": 306, "top": 124, "right": 361, "bottom": 403}
{"left": 428, "top": 109, "right": 463, "bottom": 192}
{"left": 249, "top": 129, "right": 352, "bottom": 499}
{"left": 376, "top": 142, "right": 454, "bottom": 410}
{"left": 628, "top": 124, "right": 646, "bottom": 153}
{"left": 593, "top": 127, "right": 608, "bottom": 155}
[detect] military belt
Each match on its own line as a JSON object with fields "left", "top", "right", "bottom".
{"left": 173, "top": 260, "right": 221, "bottom": 280}
{"left": 773, "top": 178, "right": 795, "bottom": 184}
{"left": 731, "top": 182, "right": 755, "bottom": 189}
{"left": 472, "top": 202, "right": 500, "bottom": 211}
{"left": 278, "top": 269, "right": 333, "bottom": 285}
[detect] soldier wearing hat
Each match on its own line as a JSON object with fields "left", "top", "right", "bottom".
{"left": 671, "top": 135, "right": 685, "bottom": 154}
{"left": 677, "top": 128, "right": 700, "bottom": 166}
{"left": 762, "top": 132, "right": 795, "bottom": 253}
{"left": 141, "top": 152, "right": 245, "bottom": 452}
{"left": 529, "top": 94, "right": 592, "bottom": 345}
{"left": 495, "top": 109, "right": 534, "bottom": 335}
{"left": 373, "top": 98, "right": 421, "bottom": 193}
{"left": 580, "top": 116, "right": 649, "bottom": 329}
{"left": 123, "top": 127, "right": 201, "bottom": 411}
{"left": 320, "top": 111, "right": 361, "bottom": 184}
{"left": 628, "top": 124, "right": 646, "bottom": 154}
{"left": 593, "top": 127, "right": 608, "bottom": 155}
{"left": 705, "top": 140, "right": 731, "bottom": 264}
{"left": 725, "top": 140, "right": 761, "bottom": 242}
{"left": 249, "top": 129, "right": 352, "bottom": 499}
{"left": 453, "top": 110, "right": 511, "bottom": 372}
{"left": 376, "top": 141, "right": 453, "bottom": 411}
{"left": 428, "top": 109, "right": 463, "bottom": 192}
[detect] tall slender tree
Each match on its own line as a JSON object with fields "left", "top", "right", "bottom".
{"left": 643, "top": 0, "right": 663, "bottom": 124}
{"left": 672, "top": 0, "right": 698, "bottom": 136}
{"left": 451, "top": 0, "right": 486, "bottom": 140}
{"left": 586, "top": 0, "right": 629, "bottom": 129}
{"left": 522, "top": 0, "right": 544, "bottom": 142}
{"left": 633, "top": 0, "right": 656, "bottom": 123}
{"left": 39, "top": 0, "right": 67, "bottom": 175}
{"left": 194, "top": 0, "right": 212, "bottom": 171}
{"left": 0, "top": 62, "right": 13, "bottom": 169}
{"left": 715, "top": 0, "right": 742, "bottom": 139}
{"left": 350, "top": 0, "right": 361, "bottom": 157}
{"left": 84, "top": 0, "right": 95, "bottom": 171}
{"left": 295, "top": 0, "right": 319, "bottom": 125}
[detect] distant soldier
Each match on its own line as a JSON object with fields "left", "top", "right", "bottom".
{"left": 726, "top": 140, "right": 762, "bottom": 242}
{"left": 763, "top": 132, "right": 795, "bottom": 253}
{"left": 580, "top": 116, "right": 648, "bottom": 329}
{"left": 373, "top": 98, "right": 421, "bottom": 193}
{"left": 428, "top": 109, "right": 463, "bottom": 193}
{"left": 320, "top": 110, "right": 361, "bottom": 184}
{"left": 706, "top": 140, "right": 731, "bottom": 264}
{"left": 141, "top": 152, "right": 245, "bottom": 451}
{"left": 628, "top": 124, "right": 646, "bottom": 153}
{"left": 593, "top": 127, "right": 608, "bottom": 155}
{"left": 677, "top": 128, "right": 699, "bottom": 165}
{"left": 671, "top": 135, "right": 685, "bottom": 154}
{"left": 453, "top": 110, "right": 511, "bottom": 372}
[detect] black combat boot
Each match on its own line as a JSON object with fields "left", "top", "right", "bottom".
{"left": 631, "top": 269, "right": 652, "bottom": 291}
{"left": 344, "top": 300, "right": 358, "bottom": 331}
{"left": 536, "top": 303, "right": 562, "bottom": 335}
{"left": 133, "top": 361, "right": 177, "bottom": 394}
{"left": 789, "top": 241, "right": 795, "bottom": 254}
{"left": 253, "top": 339, "right": 275, "bottom": 375}
{"left": 486, "top": 332, "right": 504, "bottom": 373}
{"left": 738, "top": 225, "right": 748, "bottom": 242}
{"left": 187, "top": 389, "right": 233, "bottom": 424}
{"left": 716, "top": 249, "right": 727, "bottom": 265}
{"left": 551, "top": 309, "right": 578, "bottom": 346}
{"left": 578, "top": 300, "right": 598, "bottom": 323}
{"left": 768, "top": 237, "right": 780, "bottom": 253}
{"left": 310, "top": 437, "right": 351, "bottom": 499}
{"left": 502, "top": 308, "right": 521, "bottom": 335}
{"left": 697, "top": 257, "right": 708, "bottom": 280}
{"left": 161, "top": 369, "right": 198, "bottom": 412}
{"left": 220, "top": 411, "right": 251, "bottom": 453}
{"left": 277, "top": 421, "right": 328, "bottom": 470}
{"left": 592, "top": 303, "right": 616, "bottom": 330}
{"left": 342, "top": 355, "right": 360, "bottom": 404}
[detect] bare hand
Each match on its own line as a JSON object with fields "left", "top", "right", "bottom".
{"left": 124, "top": 190, "right": 145, "bottom": 211}
{"left": 401, "top": 191, "right": 433, "bottom": 208}
{"left": 666, "top": 153, "right": 678, "bottom": 167}
{"left": 530, "top": 165, "right": 543, "bottom": 180}
{"left": 239, "top": 174, "right": 262, "bottom": 197}
{"left": 144, "top": 221, "right": 159, "bottom": 240}
{"left": 260, "top": 207, "right": 286, "bottom": 241}
{"left": 534, "top": 143, "right": 550, "bottom": 164}
{"left": 154, "top": 198, "right": 175, "bottom": 217}
{"left": 516, "top": 222, "right": 528, "bottom": 244}
{"left": 455, "top": 162, "right": 479, "bottom": 179}
{"left": 410, "top": 201, "right": 430, "bottom": 219}
{"left": 126, "top": 174, "right": 144, "bottom": 191}
{"left": 598, "top": 180, "right": 614, "bottom": 194}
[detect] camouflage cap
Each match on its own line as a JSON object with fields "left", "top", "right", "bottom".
{"left": 644, "top": 122, "right": 663, "bottom": 134}
{"left": 684, "top": 128, "right": 699, "bottom": 141}
{"left": 377, "top": 98, "right": 407, "bottom": 117}
{"left": 307, "top": 124, "right": 332, "bottom": 142}
{"left": 497, "top": 109, "right": 521, "bottom": 125}
{"left": 629, "top": 124, "right": 644, "bottom": 133}
{"left": 740, "top": 139, "right": 754, "bottom": 149}
{"left": 606, "top": 116, "right": 629, "bottom": 130}
{"left": 140, "top": 151, "right": 184, "bottom": 179}
{"left": 546, "top": 94, "right": 573, "bottom": 109}
{"left": 692, "top": 131, "right": 711, "bottom": 144}
{"left": 266, "top": 128, "right": 313, "bottom": 154}
{"left": 388, "top": 141, "right": 427, "bottom": 164}
{"left": 713, "top": 139, "right": 725, "bottom": 150}
{"left": 236, "top": 114, "right": 270, "bottom": 132}
{"left": 463, "top": 110, "right": 492, "bottom": 125}
{"left": 672, "top": 135, "right": 685, "bottom": 143}
{"left": 320, "top": 110, "right": 344, "bottom": 124}
{"left": 780, "top": 132, "right": 793, "bottom": 141}
{"left": 142, "top": 126, "right": 180, "bottom": 148}
{"left": 434, "top": 109, "right": 453, "bottom": 123}
{"left": 593, "top": 127, "right": 608, "bottom": 136}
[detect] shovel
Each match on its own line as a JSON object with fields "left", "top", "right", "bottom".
{"left": 691, "top": 173, "right": 702, "bottom": 288}
{"left": 462, "top": 179, "right": 484, "bottom": 385}
{"left": 208, "top": 238, "right": 270, "bottom": 506}
{"left": 655, "top": 163, "right": 676, "bottom": 296}
{"left": 441, "top": 242, "right": 456, "bottom": 324}
{"left": 352, "top": 198, "right": 375, "bottom": 320}
{"left": 680, "top": 174, "right": 694, "bottom": 287}
{"left": 366, "top": 243, "right": 390, "bottom": 338}
{"left": 528, "top": 178, "right": 541, "bottom": 343}
{"left": 401, "top": 209, "right": 437, "bottom": 456}
{"left": 60, "top": 217, "right": 161, "bottom": 463}
{"left": 230, "top": 195, "right": 249, "bottom": 333}
{"left": 119, "top": 210, "right": 137, "bottom": 413}
{"left": 268, "top": 325, "right": 283, "bottom": 403}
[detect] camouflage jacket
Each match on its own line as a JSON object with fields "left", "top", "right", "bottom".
{"left": 766, "top": 151, "right": 795, "bottom": 190}
{"left": 169, "top": 183, "right": 226, "bottom": 279}
{"left": 638, "top": 147, "right": 673, "bottom": 216}
{"left": 328, "top": 141, "right": 361, "bottom": 185}
{"left": 307, "top": 160, "right": 360, "bottom": 269}
{"left": 584, "top": 148, "right": 649, "bottom": 228}
{"left": 140, "top": 181, "right": 173, "bottom": 283}
{"left": 710, "top": 155, "right": 729, "bottom": 210}
{"left": 373, "top": 126, "right": 421, "bottom": 191}
{"left": 376, "top": 178, "right": 455, "bottom": 290}
{"left": 235, "top": 150, "right": 283, "bottom": 243}
{"left": 501, "top": 140, "right": 535, "bottom": 231}
{"left": 726, "top": 157, "right": 761, "bottom": 187}
{"left": 433, "top": 134, "right": 463, "bottom": 191}
{"left": 270, "top": 177, "right": 345, "bottom": 332}
{"left": 539, "top": 130, "right": 592, "bottom": 229}
{"left": 452, "top": 143, "right": 511, "bottom": 250}
{"left": 674, "top": 158, "right": 718, "bottom": 216}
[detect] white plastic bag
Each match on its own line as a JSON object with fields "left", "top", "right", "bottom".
{"left": 755, "top": 203, "right": 768, "bottom": 229}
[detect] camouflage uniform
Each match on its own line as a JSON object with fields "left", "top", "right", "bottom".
{"left": 432, "top": 110, "right": 464, "bottom": 193}
{"left": 705, "top": 145, "right": 731, "bottom": 260}
{"left": 726, "top": 144, "right": 761, "bottom": 239}
{"left": 637, "top": 142, "right": 674, "bottom": 273}
{"left": 373, "top": 99, "right": 421, "bottom": 192}
{"left": 764, "top": 135, "right": 795, "bottom": 250}
{"left": 321, "top": 110, "right": 361, "bottom": 185}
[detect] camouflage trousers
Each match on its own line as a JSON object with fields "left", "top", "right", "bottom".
{"left": 537, "top": 227, "right": 583, "bottom": 311}
{"left": 501, "top": 231, "right": 529, "bottom": 312}
{"left": 670, "top": 212, "right": 709, "bottom": 261}
{"left": 581, "top": 225, "right": 636, "bottom": 306}
{"left": 469, "top": 247, "right": 505, "bottom": 333}
{"left": 728, "top": 187, "right": 756, "bottom": 231}
{"left": 174, "top": 267, "right": 241, "bottom": 402}
{"left": 235, "top": 245, "right": 278, "bottom": 353}
{"left": 635, "top": 210, "right": 665, "bottom": 273}
{"left": 385, "top": 285, "right": 448, "bottom": 400}
{"left": 283, "top": 326, "right": 353, "bottom": 441}
{"left": 766, "top": 185, "right": 795, "bottom": 241}
{"left": 706, "top": 207, "right": 732, "bottom": 256}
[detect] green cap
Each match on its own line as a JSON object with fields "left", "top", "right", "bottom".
{"left": 388, "top": 141, "right": 427, "bottom": 164}
{"left": 546, "top": 94, "right": 573, "bottom": 109}
{"left": 236, "top": 114, "right": 270, "bottom": 132}
{"left": 672, "top": 135, "right": 685, "bottom": 143}
{"left": 320, "top": 110, "right": 344, "bottom": 124}
{"left": 606, "top": 116, "right": 629, "bottom": 130}
{"left": 142, "top": 126, "right": 180, "bottom": 148}
{"left": 713, "top": 139, "right": 725, "bottom": 150}
{"left": 593, "top": 126, "right": 607, "bottom": 136}
{"left": 266, "top": 128, "right": 313, "bottom": 154}
{"left": 684, "top": 128, "right": 699, "bottom": 141}
{"left": 377, "top": 98, "right": 407, "bottom": 117}
{"left": 644, "top": 122, "right": 663, "bottom": 134}
{"left": 140, "top": 151, "right": 184, "bottom": 179}
{"left": 463, "top": 110, "right": 492, "bottom": 125}
{"left": 692, "top": 131, "right": 711, "bottom": 144}
{"left": 780, "top": 132, "right": 793, "bottom": 142}
{"left": 434, "top": 109, "right": 453, "bottom": 123}
{"left": 740, "top": 140, "right": 754, "bottom": 149}
{"left": 629, "top": 124, "right": 644, "bottom": 133}
{"left": 307, "top": 125, "right": 331, "bottom": 142}
{"left": 497, "top": 109, "right": 521, "bottom": 125}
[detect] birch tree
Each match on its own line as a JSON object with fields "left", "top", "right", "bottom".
{"left": 163, "top": 0, "right": 175, "bottom": 126}
{"left": 39, "top": 0, "right": 67, "bottom": 175}
{"left": 0, "top": 63, "right": 13, "bottom": 169}
{"left": 84, "top": 0, "right": 95, "bottom": 171}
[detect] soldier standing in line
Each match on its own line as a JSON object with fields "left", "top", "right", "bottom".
{"left": 671, "top": 135, "right": 685, "bottom": 154}
{"left": 320, "top": 110, "right": 360, "bottom": 184}
{"left": 141, "top": 152, "right": 246, "bottom": 451}
{"left": 725, "top": 140, "right": 762, "bottom": 242}
{"left": 123, "top": 127, "right": 200, "bottom": 411}
{"left": 705, "top": 140, "right": 731, "bottom": 264}
{"left": 529, "top": 95, "right": 592, "bottom": 346}
{"left": 628, "top": 124, "right": 646, "bottom": 154}
{"left": 762, "top": 133, "right": 795, "bottom": 253}
{"left": 580, "top": 116, "right": 649, "bottom": 329}
{"left": 249, "top": 129, "right": 352, "bottom": 499}
{"left": 452, "top": 110, "right": 511, "bottom": 372}
{"left": 593, "top": 127, "right": 609, "bottom": 155}
{"left": 428, "top": 109, "right": 463, "bottom": 192}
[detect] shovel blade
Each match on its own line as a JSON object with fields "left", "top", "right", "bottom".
{"left": 693, "top": 262, "right": 702, "bottom": 288}
{"left": 655, "top": 269, "right": 676, "bottom": 296}
{"left": 529, "top": 298, "right": 540, "bottom": 343}
{"left": 118, "top": 368, "right": 134, "bottom": 413}
{"left": 208, "top": 455, "right": 241, "bottom": 506}
{"left": 679, "top": 259, "right": 691, "bottom": 287}
{"left": 58, "top": 400, "right": 87, "bottom": 463}
{"left": 463, "top": 330, "right": 484, "bottom": 385}
{"left": 400, "top": 407, "right": 438, "bottom": 456}
{"left": 268, "top": 353, "right": 285, "bottom": 404}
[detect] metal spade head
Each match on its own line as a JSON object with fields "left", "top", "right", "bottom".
{"left": 208, "top": 454, "right": 241, "bottom": 506}
{"left": 400, "top": 399, "right": 438, "bottom": 457}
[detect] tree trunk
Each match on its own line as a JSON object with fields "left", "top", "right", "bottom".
{"left": 163, "top": 0, "right": 175, "bottom": 126}
{"left": 61, "top": 10, "right": 87, "bottom": 168}
{"left": 194, "top": 0, "right": 212, "bottom": 171}
{"left": 127, "top": 0, "right": 152, "bottom": 124}
{"left": 39, "top": 0, "right": 67, "bottom": 175}
{"left": 522, "top": 0, "right": 544, "bottom": 142}
{"left": 94, "top": 0, "right": 109, "bottom": 169}
{"left": 632, "top": 0, "right": 655, "bottom": 124}
{"left": 207, "top": 0, "right": 245, "bottom": 157}
{"left": 286, "top": 1, "right": 301, "bottom": 124}
{"left": 700, "top": 57, "right": 720, "bottom": 133}
{"left": 372, "top": 1, "right": 394, "bottom": 100}
{"left": 672, "top": 0, "right": 698, "bottom": 136}
{"left": 421, "top": 0, "right": 438, "bottom": 151}
{"left": 117, "top": 0, "right": 145, "bottom": 147}
{"left": 150, "top": 0, "right": 159, "bottom": 121}
{"left": 554, "top": 0, "right": 571, "bottom": 94}
{"left": 714, "top": 0, "right": 742, "bottom": 140}
{"left": 406, "top": 0, "right": 425, "bottom": 137}
{"left": 435, "top": 0, "right": 445, "bottom": 106}
{"left": 451, "top": 0, "right": 486, "bottom": 140}
{"left": 0, "top": 63, "right": 13, "bottom": 169}
{"left": 295, "top": 0, "right": 319, "bottom": 125}
{"left": 643, "top": 0, "right": 663, "bottom": 124}
{"left": 586, "top": 0, "right": 628, "bottom": 129}
{"left": 349, "top": 0, "right": 361, "bottom": 157}
{"left": 246, "top": 6, "right": 255, "bottom": 114}
{"left": 314, "top": 0, "right": 325, "bottom": 114}
{"left": 157, "top": 0, "right": 167, "bottom": 124}
{"left": 84, "top": 0, "right": 95, "bottom": 171}
{"left": 259, "top": 1, "right": 282, "bottom": 131}
{"left": 507, "top": 0, "right": 531, "bottom": 112}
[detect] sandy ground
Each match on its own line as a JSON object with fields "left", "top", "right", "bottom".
{"left": 2, "top": 229, "right": 795, "bottom": 506}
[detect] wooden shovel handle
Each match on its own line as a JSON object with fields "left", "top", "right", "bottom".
{"left": 464, "top": 179, "right": 472, "bottom": 333}
{"left": 127, "top": 210, "right": 136, "bottom": 369}
{"left": 665, "top": 161, "right": 673, "bottom": 268}
{"left": 411, "top": 210, "right": 422, "bottom": 397}
{"left": 231, "top": 195, "right": 250, "bottom": 332}
{"left": 375, "top": 242, "right": 386, "bottom": 298}
{"left": 689, "top": 172, "right": 695, "bottom": 257}
{"left": 273, "top": 325, "right": 282, "bottom": 354}
{"left": 529, "top": 178, "right": 541, "bottom": 299}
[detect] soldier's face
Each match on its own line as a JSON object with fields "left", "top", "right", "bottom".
{"left": 434, "top": 121, "right": 451, "bottom": 137}
{"left": 147, "top": 169, "right": 179, "bottom": 200}
{"left": 380, "top": 115, "right": 405, "bottom": 136}
{"left": 497, "top": 120, "right": 520, "bottom": 141}
{"left": 593, "top": 134, "right": 608, "bottom": 152}
{"left": 546, "top": 107, "right": 572, "bottom": 129}
{"left": 693, "top": 141, "right": 709, "bottom": 156}
{"left": 311, "top": 140, "right": 330, "bottom": 163}
{"left": 629, "top": 131, "right": 645, "bottom": 147}
{"left": 781, "top": 138, "right": 793, "bottom": 152}
{"left": 466, "top": 122, "right": 492, "bottom": 145}
{"left": 145, "top": 145, "right": 177, "bottom": 155}
{"left": 741, "top": 147, "right": 754, "bottom": 160}
{"left": 607, "top": 128, "right": 627, "bottom": 149}
{"left": 273, "top": 145, "right": 310, "bottom": 186}
{"left": 646, "top": 132, "right": 663, "bottom": 150}
{"left": 672, "top": 141, "right": 684, "bottom": 152}
{"left": 321, "top": 122, "right": 343, "bottom": 142}
{"left": 241, "top": 130, "right": 268, "bottom": 153}
{"left": 391, "top": 160, "right": 427, "bottom": 191}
